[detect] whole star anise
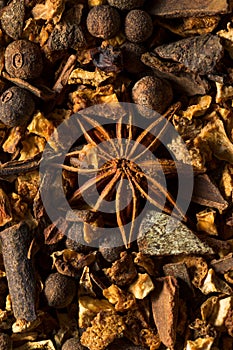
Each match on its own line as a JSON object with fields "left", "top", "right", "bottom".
{"left": 62, "top": 102, "right": 192, "bottom": 247}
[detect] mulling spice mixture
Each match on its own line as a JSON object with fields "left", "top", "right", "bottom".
{"left": 0, "top": 1, "right": 232, "bottom": 350}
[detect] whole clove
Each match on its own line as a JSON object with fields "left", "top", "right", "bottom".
{"left": 0, "top": 222, "right": 37, "bottom": 322}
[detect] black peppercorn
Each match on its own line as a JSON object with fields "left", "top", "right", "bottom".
{"left": 86, "top": 5, "right": 121, "bottom": 39}
{"left": 44, "top": 272, "right": 76, "bottom": 309}
{"left": 5, "top": 40, "right": 43, "bottom": 79}
{"left": 124, "top": 10, "right": 153, "bottom": 43}
{"left": 0, "top": 86, "right": 35, "bottom": 127}
{"left": 62, "top": 338, "right": 85, "bottom": 350}
{"left": 107, "top": 0, "right": 145, "bottom": 10}
{"left": 132, "top": 75, "right": 173, "bottom": 114}
{"left": 0, "top": 333, "right": 12, "bottom": 350}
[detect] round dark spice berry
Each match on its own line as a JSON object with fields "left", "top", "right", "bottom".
{"left": 132, "top": 76, "right": 173, "bottom": 114}
{"left": 44, "top": 272, "right": 76, "bottom": 309}
{"left": 124, "top": 10, "right": 153, "bottom": 43}
{"left": 0, "top": 333, "right": 12, "bottom": 350}
{"left": 107, "top": 0, "right": 144, "bottom": 10}
{"left": 0, "top": 86, "right": 35, "bottom": 127}
{"left": 62, "top": 338, "right": 86, "bottom": 350}
{"left": 86, "top": 5, "right": 121, "bottom": 39}
{"left": 5, "top": 40, "right": 43, "bottom": 79}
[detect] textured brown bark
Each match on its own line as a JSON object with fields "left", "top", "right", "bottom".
{"left": 146, "top": 0, "right": 229, "bottom": 18}
{"left": 0, "top": 222, "right": 36, "bottom": 322}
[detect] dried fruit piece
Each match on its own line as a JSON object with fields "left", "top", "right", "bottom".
{"left": 185, "top": 337, "right": 214, "bottom": 350}
{"left": 181, "top": 256, "right": 208, "bottom": 288}
{"left": 107, "top": 0, "right": 144, "bottom": 10}
{"left": 128, "top": 273, "right": 154, "bottom": 299}
{"left": 189, "top": 318, "right": 217, "bottom": 339}
{"left": 78, "top": 296, "right": 114, "bottom": 328}
{"left": 103, "top": 284, "right": 135, "bottom": 311}
{"left": 32, "top": 0, "right": 65, "bottom": 24}
{"left": 196, "top": 209, "right": 218, "bottom": 236}
{"left": 132, "top": 76, "right": 173, "bottom": 114}
{"left": 5, "top": 40, "right": 43, "bottom": 80}
{"left": 194, "top": 113, "right": 233, "bottom": 164}
{"left": 124, "top": 10, "right": 153, "bottom": 43}
{"left": 199, "top": 268, "right": 232, "bottom": 295}
{"left": 80, "top": 310, "right": 126, "bottom": 350}
{"left": 0, "top": 86, "right": 35, "bottom": 127}
{"left": 201, "top": 295, "right": 233, "bottom": 327}
{"left": 86, "top": 5, "right": 121, "bottom": 40}
{"left": 44, "top": 272, "right": 76, "bottom": 309}
{"left": 104, "top": 252, "right": 137, "bottom": 287}
{"left": 0, "top": 0, "right": 25, "bottom": 40}
{"left": 151, "top": 276, "right": 179, "bottom": 349}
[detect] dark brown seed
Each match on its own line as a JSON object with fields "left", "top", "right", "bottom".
{"left": 0, "top": 222, "right": 37, "bottom": 322}
{"left": 0, "top": 333, "right": 12, "bottom": 350}
{"left": 0, "top": 0, "right": 25, "bottom": 40}
{"left": 124, "top": 10, "right": 153, "bottom": 43}
{"left": 107, "top": 0, "right": 144, "bottom": 10}
{"left": 62, "top": 338, "right": 86, "bottom": 350}
{"left": 0, "top": 86, "right": 35, "bottom": 127}
{"left": 5, "top": 40, "right": 43, "bottom": 79}
{"left": 86, "top": 5, "right": 121, "bottom": 40}
{"left": 44, "top": 272, "right": 76, "bottom": 308}
{"left": 132, "top": 75, "right": 173, "bottom": 114}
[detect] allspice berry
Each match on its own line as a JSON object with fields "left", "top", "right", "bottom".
{"left": 132, "top": 76, "right": 173, "bottom": 114}
{"left": 107, "top": 0, "right": 145, "bottom": 10}
{"left": 62, "top": 338, "right": 85, "bottom": 350}
{"left": 124, "top": 10, "right": 153, "bottom": 43}
{"left": 5, "top": 40, "right": 43, "bottom": 79}
{"left": 0, "top": 86, "right": 35, "bottom": 127}
{"left": 86, "top": 5, "right": 121, "bottom": 39}
{"left": 0, "top": 333, "right": 12, "bottom": 350}
{"left": 44, "top": 272, "right": 76, "bottom": 309}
